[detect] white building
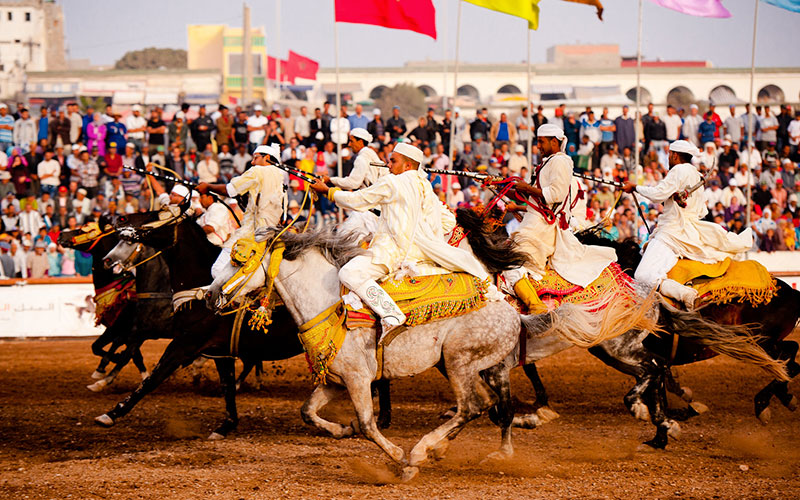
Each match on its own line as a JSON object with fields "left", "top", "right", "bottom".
{"left": 0, "top": 0, "right": 65, "bottom": 100}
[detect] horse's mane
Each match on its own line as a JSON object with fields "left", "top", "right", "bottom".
{"left": 264, "top": 225, "right": 366, "bottom": 269}
{"left": 574, "top": 225, "right": 642, "bottom": 277}
{"left": 455, "top": 208, "right": 528, "bottom": 273}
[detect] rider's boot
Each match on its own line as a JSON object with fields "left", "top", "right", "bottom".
{"left": 354, "top": 280, "right": 407, "bottom": 341}
{"left": 503, "top": 268, "right": 547, "bottom": 315}
{"left": 659, "top": 278, "right": 699, "bottom": 310}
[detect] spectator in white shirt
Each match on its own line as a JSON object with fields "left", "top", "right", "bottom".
{"left": 508, "top": 144, "right": 529, "bottom": 176}
{"left": 18, "top": 196, "right": 44, "bottom": 235}
{"left": 37, "top": 149, "right": 61, "bottom": 197}
{"left": 723, "top": 106, "right": 743, "bottom": 145}
{"left": 126, "top": 105, "right": 147, "bottom": 151}
{"left": 721, "top": 178, "right": 745, "bottom": 208}
{"left": 662, "top": 105, "right": 682, "bottom": 142}
{"left": 682, "top": 104, "right": 703, "bottom": 146}
{"left": 246, "top": 105, "right": 268, "bottom": 152}
{"left": 196, "top": 151, "right": 220, "bottom": 183}
{"left": 232, "top": 143, "right": 252, "bottom": 175}
{"left": 739, "top": 144, "right": 762, "bottom": 171}
{"left": 703, "top": 180, "right": 724, "bottom": 210}
{"left": 330, "top": 106, "right": 350, "bottom": 146}
{"left": 446, "top": 182, "right": 464, "bottom": 210}
{"left": 760, "top": 106, "right": 779, "bottom": 145}
{"left": 295, "top": 106, "right": 311, "bottom": 146}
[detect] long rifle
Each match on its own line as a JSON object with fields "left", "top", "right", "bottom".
{"left": 124, "top": 165, "right": 242, "bottom": 226}
{"left": 369, "top": 162, "right": 502, "bottom": 183}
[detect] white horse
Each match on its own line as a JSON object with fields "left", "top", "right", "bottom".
{"left": 208, "top": 228, "right": 657, "bottom": 478}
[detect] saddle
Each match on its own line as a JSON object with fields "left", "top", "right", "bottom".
{"left": 666, "top": 258, "right": 777, "bottom": 308}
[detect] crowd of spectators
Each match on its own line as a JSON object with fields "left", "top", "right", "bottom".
{"left": 1, "top": 97, "right": 799, "bottom": 280}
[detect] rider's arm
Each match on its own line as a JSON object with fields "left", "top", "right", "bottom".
{"left": 330, "top": 156, "right": 368, "bottom": 190}
{"left": 635, "top": 166, "right": 684, "bottom": 203}
{"left": 314, "top": 175, "right": 394, "bottom": 211}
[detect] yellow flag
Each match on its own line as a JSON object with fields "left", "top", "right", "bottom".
{"left": 464, "top": 0, "right": 541, "bottom": 30}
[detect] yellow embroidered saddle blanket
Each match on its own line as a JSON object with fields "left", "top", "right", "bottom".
{"left": 93, "top": 276, "right": 136, "bottom": 327}
{"left": 666, "top": 258, "right": 777, "bottom": 307}
{"left": 344, "top": 273, "right": 491, "bottom": 330}
{"left": 298, "top": 273, "right": 490, "bottom": 385}
{"left": 512, "top": 262, "right": 637, "bottom": 313}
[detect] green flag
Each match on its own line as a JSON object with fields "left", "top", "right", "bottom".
{"left": 464, "top": 0, "right": 541, "bottom": 29}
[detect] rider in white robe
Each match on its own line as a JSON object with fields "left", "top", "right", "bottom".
{"left": 197, "top": 144, "right": 286, "bottom": 279}
{"left": 623, "top": 140, "right": 753, "bottom": 308}
{"left": 503, "top": 124, "right": 616, "bottom": 313}
{"left": 312, "top": 142, "right": 501, "bottom": 336}
{"left": 323, "top": 127, "right": 386, "bottom": 239}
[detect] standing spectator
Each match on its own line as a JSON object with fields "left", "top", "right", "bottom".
{"left": 309, "top": 107, "right": 329, "bottom": 146}
{"left": 294, "top": 105, "right": 310, "bottom": 146}
{"left": 13, "top": 108, "right": 37, "bottom": 153}
{"left": 0, "top": 104, "right": 16, "bottom": 152}
{"left": 598, "top": 107, "right": 616, "bottom": 154}
{"left": 532, "top": 105, "right": 548, "bottom": 136}
{"left": 516, "top": 107, "right": 533, "bottom": 152}
{"left": 662, "top": 105, "right": 682, "bottom": 143}
{"left": 347, "top": 103, "right": 369, "bottom": 131}
{"left": 760, "top": 106, "right": 779, "bottom": 148}
{"left": 105, "top": 113, "right": 127, "bottom": 154}
{"left": 19, "top": 196, "right": 43, "bottom": 235}
{"left": 741, "top": 104, "right": 761, "bottom": 146}
{"left": 232, "top": 110, "right": 249, "bottom": 149}
{"left": 49, "top": 108, "right": 71, "bottom": 148}
{"left": 704, "top": 103, "right": 723, "bottom": 139}
{"left": 101, "top": 104, "right": 115, "bottom": 124}
{"left": 698, "top": 113, "right": 717, "bottom": 145}
{"left": 167, "top": 111, "right": 188, "bottom": 152}
{"left": 246, "top": 105, "right": 268, "bottom": 152}
{"left": 682, "top": 104, "right": 702, "bottom": 146}
{"left": 189, "top": 105, "right": 214, "bottom": 153}
{"left": 76, "top": 149, "right": 100, "bottom": 198}
{"left": 740, "top": 143, "right": 763, "bottom": 172}
{"left": 368, "top": 108, "right": 386, "bottom": 145}
{"left": 281, "top": 107, "right": 296, "bottom": 143}
{"left": 146, "top": 108, "right": 167, "bottom": 156}
{"left": 789, "top": 112, "right": 800, "bottom": 154}
{"left": 86, "top": 113, "right": 107, "bottom": 157}
{"left": 777, "top": 105, "right": 793, "bottom": 152}
{"left": 125, "top": 105, "right": 147, "bottom": 151}
{"left": 550, "top": 104, "right": 566, "bottom": 131}
{"left": 37, "top": 149, "right": 60, "bottom": 197}
{"left": 386, "top": 105, "right": 407, "bottom": 141}
{"left": 80, "top": 106, "right": 94, "bottom": 142}
{"left": 196, "top": 151, "right": 219, "bottom": 183}
{"left": 470, "top": 108, "right": 490, "bottom": 142}
{"left": 489, "top": 113, "right": 517, "bottom": 149}
{"left": 613, "top": 105, "right": 635, "bottom": 153}
{"left": 36, "top": 106, "right": 49, "bottom": 144}
{"left": 452, "top": 107, "right": 467, "bottom": 152}
{"left": 564, "top": 112, "right": 581, "bottom": 151}
{"left": 508, "top": 144, "right": 528, "bottom": 176}
{"left": 330, "top": 106, "right": 350, "bottom": 147}
{"left": 724, "top": 106, "right": 743, "bottom": 145}
{"left": 232, "top": 143, "right": 251, "bottom": 175}
{"left": 217, "top": 143, "right": 234, "bottom": 181}
{"left": 215, "top": 105, "right": 233, "bottom": 148}
{"left": 68, "top": 103, "right": 82, "bottom": 144}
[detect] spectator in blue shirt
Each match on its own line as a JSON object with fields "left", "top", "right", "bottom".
{"left": 81, "top": 106, "right": 95, "bottom": 143}
{"left": 347, "top": 104, "right": 369, "bottom": 130}
{"left": 698, "top": 114, "right": 716, "bottom": 145}
{"left": 37, "top": 107, "right": 49, "bottom": 143}
{"left": 599, "top": 107, "right": 616, "bottom": 155}
{"left": 105, "top": 113, "right": 127, "bottom": 153}
{"left": 0, "top": 104, "right": 14, "bottom": 153}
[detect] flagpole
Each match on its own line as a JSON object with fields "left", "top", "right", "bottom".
{"left": 276, "top": 0, "right": 282, "bottom": 102}
{"left": 745, "top": 0, "right": 759, "bottom": 234}
{"left": 334, "top": 12, "right": 343, "bottom": 220}
{"left": 634, "top": 0, "right": 643, "bottom": 174}
{"left": 442, "top": 0, "right": 448, "bottom": 112}
{"left": 526, "top": 26, "right": 532, "bottom": 168}
{"left": 448, "top": 0, "right": 462, "bottom": 165}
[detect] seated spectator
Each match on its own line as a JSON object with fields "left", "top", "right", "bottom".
{"left": 26, "top": 240, "right": 48, "bottom": 278}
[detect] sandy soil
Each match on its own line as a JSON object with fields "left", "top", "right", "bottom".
{"left": 1, "top": 333, "right": 799, "bottom": 500}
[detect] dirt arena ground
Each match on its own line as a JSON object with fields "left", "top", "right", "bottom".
{"left": 1, "top": 334, "right": 799, "bottom": 500}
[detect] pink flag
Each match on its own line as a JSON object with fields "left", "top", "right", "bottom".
{"left": 335, "top": 0, "right": 437, "bottom": 40}
{"left": 649, "top": 0, "right": 731, "bottom": 17}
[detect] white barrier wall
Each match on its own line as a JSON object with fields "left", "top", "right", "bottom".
{"left": 0, "top": 281, "right": 105, "bottom": 338}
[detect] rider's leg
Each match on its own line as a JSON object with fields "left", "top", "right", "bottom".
{"left": 634, "top": 238, "right": 697, "bottom": 309}
{"left": 211, "top": 247, "right": 232, "bottom": 281}
{"left": 503, "top": 267, "right": 548, "bottom": 314}
{"left": 339, "top": 255, "right": 406, "bottom": 337}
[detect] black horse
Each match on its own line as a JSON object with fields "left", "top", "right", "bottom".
{"left": 96, "top": 206, "right": 391, "bottom": 438}
{"left": 58, "top": 215, "right": 172, "bottom": 389}
{"left": 578, "top": 231, "right": 800, "bottom": 425}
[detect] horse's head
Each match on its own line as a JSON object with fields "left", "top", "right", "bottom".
{"left": 57, "top": 216, "right": 115, "bottom": 251}
{"left": 103, "top": 205, "right": 190, "bottom": 272}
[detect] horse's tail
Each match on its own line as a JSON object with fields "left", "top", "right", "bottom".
{"left": 524, "top": 289, "right": 659, "bottom": 349}
{"left": 455, "top": 208, "right": 528, "bottom": 273}
{"left": 658, "top": 300, "right": 790, "bottom": 382}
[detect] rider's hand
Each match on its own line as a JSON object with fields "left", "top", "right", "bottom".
{"left": 322, "top": 175, "right": 331, "bottom": 184}
{"left": 196, "top": 182, "right": 210, "bottom": 194}
{"left": 311, "top": 179, "right": 329, "bottom": 194}
{"left": 621, "top": 182, "right": 637, "bottom": 194}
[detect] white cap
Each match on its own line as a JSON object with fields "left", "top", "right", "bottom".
{"left": 171, "top": 184, "right": 190, "bottom": 198}
{"left": 728, "top": 178, "right": 738, "bottom": 187}
{"left": 125, "top": 142, "right": 135, "bottom": 149}
{"left": 789, "top": 193, "right": 797, "bottom": 203}
{"left": 0, "top": 103, "right": 7, "bottom": 109}
{"left": 350, "top": 127, "right": 373, "bottom": 143}
{"left": 272, "top": 103, "right": 281, "bottom": 111}
{"left": 253, "top": 144, "right": 280, "bottom": 164}
{"left": 253, "top": 104, "right": 263, "bottom": 111}
{"left": 132, "top": 104, "right": 142, "bottom": 112}
{"left": 515, "top": 144, "right": 524, "bottom": 153}
{"left": 175, "top": 111, "right": 185, "bottom": 120}
{"left": 454, "top": 106, "right": 461, "bottom": 113}
{"left": 373, "top": 108, "right": 381, "bottom": 116}
{"left": 704, "top": 141, "right": 715, "bottom": 149}
{"left": 723, "top": 140, "right": 732, "bottom": 146}
{"left": 537, "top": 124, "right": 566, "bottom": 141}
{"left": 690, "top": 104, "right": 698, "bottom": 110}
{"left": 451, "top": 182, "right": 461, "bottom": 190}
{"left": 288, "top": 200, "right": 300, "bottom": 209}
{"left": 0, "top": 170, "right": 10, "bottom": 180}
{"left": 392, "top": 142, "right": 424, "bottom": 164}
{"left": 669, "top": 140, "right": 701, "bottom": 157}
{"left": 341, "top": 147, "right": 351, "bottom": 158}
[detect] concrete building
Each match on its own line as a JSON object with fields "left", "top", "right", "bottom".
{"left": 0, "top": 0, "right": 65, "bottom": 99}
{"left": 187, "top": 24, "right": 268, "bottom": 104}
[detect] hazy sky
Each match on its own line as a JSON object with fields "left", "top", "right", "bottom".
{"left": 63, "top": 0, "right": 799, "bottom": 69}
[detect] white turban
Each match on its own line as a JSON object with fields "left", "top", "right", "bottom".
{"left": 669, "top": 140, "right": 701, "bottom": 157}
{"left": 393, "top": 142, "right": 424, "bottom": 164}
{"left": 171, "top": 184, "right": 190, "bottom": 198}
{"left": 537, "top": 123, "right": 567, "bottom": 152}
{"left": 350, "top": 127, "right": 373, "bottom": 144}
{"left": 253, "top": 144, "right": 281, "bottom": 164}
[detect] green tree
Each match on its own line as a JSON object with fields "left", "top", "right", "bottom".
{"left": 374, "top": 83, "right": 426, "bottom": 119}
{"left": 114, "top": 47, "right": 187, "bottom": 70}
{"left": 78, "top": 96, "right": 109, "bottom": 116}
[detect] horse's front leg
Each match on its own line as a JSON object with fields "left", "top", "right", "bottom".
{"left": 300, "top": 384, "right": 354, "bottom": 439}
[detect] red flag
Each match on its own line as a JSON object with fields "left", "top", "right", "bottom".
{"left": 267, "top": 56, "right": 292, "bottom": 83}
{"left": 335, "top": 0, "right": 437, "bottom": 40}
{"left": 286, "top": 50, "right": 319, "bottom": 81}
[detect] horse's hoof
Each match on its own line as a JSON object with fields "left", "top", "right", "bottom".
{"left": 757, "top": 407, "right": 772, "bottom": 425}
{"left": 785, "top": 396, "right": 798, "bottom": 412}
{"left": 666, "top": 420, "right": 681, "bottom": 440}
{"left": 480, "top": 450, "right": 513, "bottom": 465}
{"left": 512, "top": 414, "right": 541, "bottom": 429}
{"left": 689, "top": 401, "right": 708, "bottom": 415}
{"left": 207, "top": 432, "right": 225, "bottom": 440}
{"left": 631, "top": 401, "right": 650, "bottom": 422}
{"left": 536, "top": 406, "right": 560, "bottom": 424}
{"left": 680, "top": 386, "right": 693, "bottom": 402}
{"left": 90, "top": 370, "right": 105, "bottom": 380}
{"left": 87, "top": 379, "right": 108, "bottom": 392}
{"left": 140, "top": 371, "right": 150, "bottom": 381}
{"left": 349, "top": 419, "right": 361, "bottom": 435}
{"left": 400, "top": 466, "right": 419, "bottom": 483}
{"left": 95, "top": 414, "right": 114, "bottom": 427}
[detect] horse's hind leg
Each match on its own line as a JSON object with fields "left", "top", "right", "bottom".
{"left": 235, "top": 359, "right": 256, "bottom": 391}
{"left": 514, "top": 363, "right": 560, "bottom": 428}
{"left": 209, "top": 357, "right": 239, "bottom": 439}
{"left": 131, "top": 347, "right": 149, "bottom": 380}
{"left": 300, "top": 384, "right": 354, "bottom": 439}
{"left": 484, "top": 360, "right": 514, "bottom": 460}
{"left": 755, "top": 340, "right": 800, "bottom": 423}
{"left": 372, "top": 379, "right": 392, "bottom": 429}
{"left": 664, "top": 367, "right": 693, "bottom": 402}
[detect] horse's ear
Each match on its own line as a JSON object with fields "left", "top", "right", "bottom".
{"left": 179, "top": 195, "right": 191, "bottom": 214}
